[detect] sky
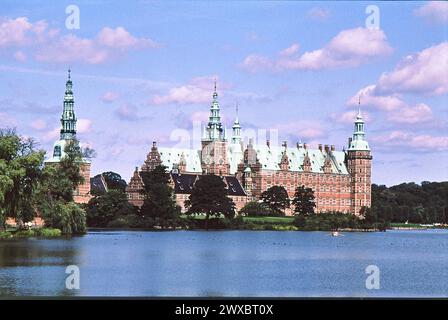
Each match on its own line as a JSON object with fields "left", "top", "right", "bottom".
{"left": 0, "top": 1, "right": 447, "bottom": 186}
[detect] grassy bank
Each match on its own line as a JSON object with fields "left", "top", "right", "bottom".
{"left": 0, "top": 228, "right": 62, "bottom": 239}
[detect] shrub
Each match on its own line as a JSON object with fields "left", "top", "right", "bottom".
{"left": 239, "top": 201, "right": 280, "bottom": 217}
{"left": 14, "top": 229, "right": 36, "bottom": 237}
{"left": 35, "top": 228, "right": 62, "bottom": 237}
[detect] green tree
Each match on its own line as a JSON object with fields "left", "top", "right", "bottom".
{"left": 239, "top": 201, "right": 277, "bottom": 217}
{"left": 292, "top": 185, "right": 316, "bottom": 216}
{"left": 36, "top": 139, "right": 92, "bottom": 234}
{"left": 140, "top": 165, "right": 180, "bottom": 227}
{"left": 91, "top": 171, "right": 127, "bottom": 195}
{"left": 0, "top": 129, "right": 45, "bottom": 228}
{"left": 185, "top": 174, "right": 236, "bottom": 226}
{"left": 260, "top": 186, "right": 290, "bottom": 215}
{"left": 86, "top": 189, "right": 136, "bottom": 227}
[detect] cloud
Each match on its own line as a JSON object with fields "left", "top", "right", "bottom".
{"left": 275, "top": 120, "right": 326, "bottom": 140}
{"left": 376, "top": 42, "right": 448, "bottom": 96}
{"left": 347, "top": 85, "right": 434, "bottom": 124}
{"left": 0, "top": 17, "right": 57, "bottom": 48}
{"left": 414, "top": 1, "right": 448, "bottom": 24}
{"left": 0, "top": 17, "right": 159, "bottom": 64}
{"left": 42, "top": 127, "right": 60, "bottom": 142}
{"left": 13, "top": 51, "right": 26, "bottom": 62}
{"left": 31, "top": 119, "right": 47, "bottom": 130}
{"left": 0, "top": 112, "right": 17, "bottom": 128}
{"left": 240, "top": 54, "right": 273, "bottom": 72}
{"left": 306, "top": 7, "right": 331, "bottom": 21}
{"left": 101, "top": 91, "right": 120, "bottom": 103}
{"left": 330, "top": 110, "right": 371, "bottom": 124}
{"left": 372, "top": 131, "right": 448, "bottom": 152}
{"left": 387, "top": 103, "right": 432, "bottom": 124}
{"left": 77, "top": 118, "right": 92, "bottom": 133}
{"left": 151, "top": 75, "right": 230, "bottom": 105}
{"left": 97, "top": 27, "right": 159, "bottom": 49}
{"left": 241, "top": 27, "right": 393, "bottom": 72}
{"left": 115, "top": 104, "right": 139, "bottom": 121}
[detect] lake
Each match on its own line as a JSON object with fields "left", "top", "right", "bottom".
{"left": 0, "top": 229, "right": 447, "bottom": 297}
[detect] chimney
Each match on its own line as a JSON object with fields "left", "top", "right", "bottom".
{"left": 324, "top": 144, "right": 329, "bottom": 154}
{"left": 304, "top": 143, "right": 308, "bottom": 149}
{"left": 266, "top": 140, "right": 270, "bottom": 148}
{"left": 331, "top": 145, "right": 335, "bottom": 152}
{"left": 318, "top": 144, "right": 323, "bottom": 151}
{"left": 152, "top": 141, "right": 157, "bottom": 148}
{"left": 282, "top": 141, "right": 287, "bottom": 148}
{"left": 297, "top": 142, "right": 302, "bottom": 149}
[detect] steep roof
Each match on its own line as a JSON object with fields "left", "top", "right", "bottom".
{"left": 170, "top": 173, "right": 246, "bottom": 196}
{"left": 252, "top": 144, "right": 349, "bottom": 175}
{"left": 158, "top": 147, "right": 202, "bottom": 173}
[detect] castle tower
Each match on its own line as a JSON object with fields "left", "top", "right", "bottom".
{"left": 346, "top": 108, "right": 372, "bottom": 215}
{"left": 142, "top": 141, "right": 162, "bottom": 172}
{"left": 231, "top": 102, "right": 242, "bottom": 145}
{"left": 201, "top": 81, "right": 230, "bottom": 175}
{"left": 126, "top": 167, "right": 145, "bottom": 207}
{"left": 45, "top": 69, "right": 91, "bottom": 204}
{"left": 178, "top": 152, "right": 187, "bottom": 173}
{"left": 279, "top": 141, "right": 289, "bottom": 171}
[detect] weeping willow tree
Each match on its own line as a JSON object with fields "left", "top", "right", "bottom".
{"left": 0, "top": 129, "right": 45, "bottom": 229}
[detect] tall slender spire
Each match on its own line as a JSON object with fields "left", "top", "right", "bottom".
{"left": 203, "top": 80, "right": 225, "bottom": 141}
{"left": 348, "top": 95, "right": 369, "bottom": 151}
{"left": 60, "top": 69, "right": 77, "bottom": 140}
{"left": 232, "top": 101, "right": 242, "bottom": 144}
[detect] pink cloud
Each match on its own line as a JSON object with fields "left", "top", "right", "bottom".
{"left": 42, "top": 127, "right": 60, "bottom": 142}
{"left": 279, "top": 43, "right": 300, "bottom": 57}
{"left": 31, "top": 119, "right": 47, "bottom": 130}
{"left": 387, "top": 103, "right": 432, "bottom": 124}
{"left": 77, "top": 118, "right": 92, "bottom": 133}
{"left": 331, "top": 110, "right": 371, "bottom": 124}
{"left": 0, "top": 112, "right": 17, "bottom": 127}
{"left": 376, "top": 42, "right": 448, "bottom": 96}
{"left": 35, "top": 34, "right": 110, "bottom": 64}
{"left": 347, "top": 85, "right": 434, "bottom": 124}
{"left": 348, "top": 85, "right": 404, "bottom": 111}
{"left": 189, "top": 111, "right": 210, "bottom": 123}
{"left": 97, "top": 27, "right": 159, "bottom": 49}
{"left": 1, "top": 17, "right": 159, "bottom": 64}
{"left": 373, "top": 131, "right": 448, "bottom": 152}
{"left": 240, "top": 54, "right": 273, "bottom": 72}
{"left": 115, "top": 104, "right": 139, "bottom": 121}
{"left": 275, "top": 121, "right": 326, "bottom": 140}
{"left": 0, "top": 17, "right": 32, "bottom": 47}
{"left": 101, "top": 91, "right": 120, "bottom": 103}
{"left": 0, "top": 17, "right": 58, "bottom": 49}
{"left": 13, "top": 50, "right": 26, "bottom": 62}
{"left": 414, "top": 1, "right": 448, "bottom": 24}
{"left": 286, "top": 27, "right": 392, "bottom": 70}
{"left": 242, "top": 27, "right": 392, "bottom": 72}
{"left": 306, "top": 7, "right": 331, "bottom": 21}
{"left": 151, "top": 75, "right": 231, "bottom": 105}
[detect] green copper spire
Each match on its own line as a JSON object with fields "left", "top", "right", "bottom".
{"left": 60, "top": 68, "right": 77, "bottom": 140}
{"left": 231, "top": 101, "right": 241, "bottom": 144}
{"left": 203, "top": 81, "right": 225, "bottom": 141}
{"left": 348, "top": 98, "right": 370, "bottom": 151}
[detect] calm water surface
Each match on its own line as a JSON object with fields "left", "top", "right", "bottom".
{"left": 1, "top": 229, "right": 447, "bottom": 297}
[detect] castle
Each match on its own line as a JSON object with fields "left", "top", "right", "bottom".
{"left": 45, "top": 70, "right": 92, "bottom": 204}
{"left": 126, "top": 84, "right": 372, "bottom": 215}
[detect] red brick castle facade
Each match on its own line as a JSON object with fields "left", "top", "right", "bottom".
{"left": 127, "top": 84, "right": 371, "bottom": 215}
